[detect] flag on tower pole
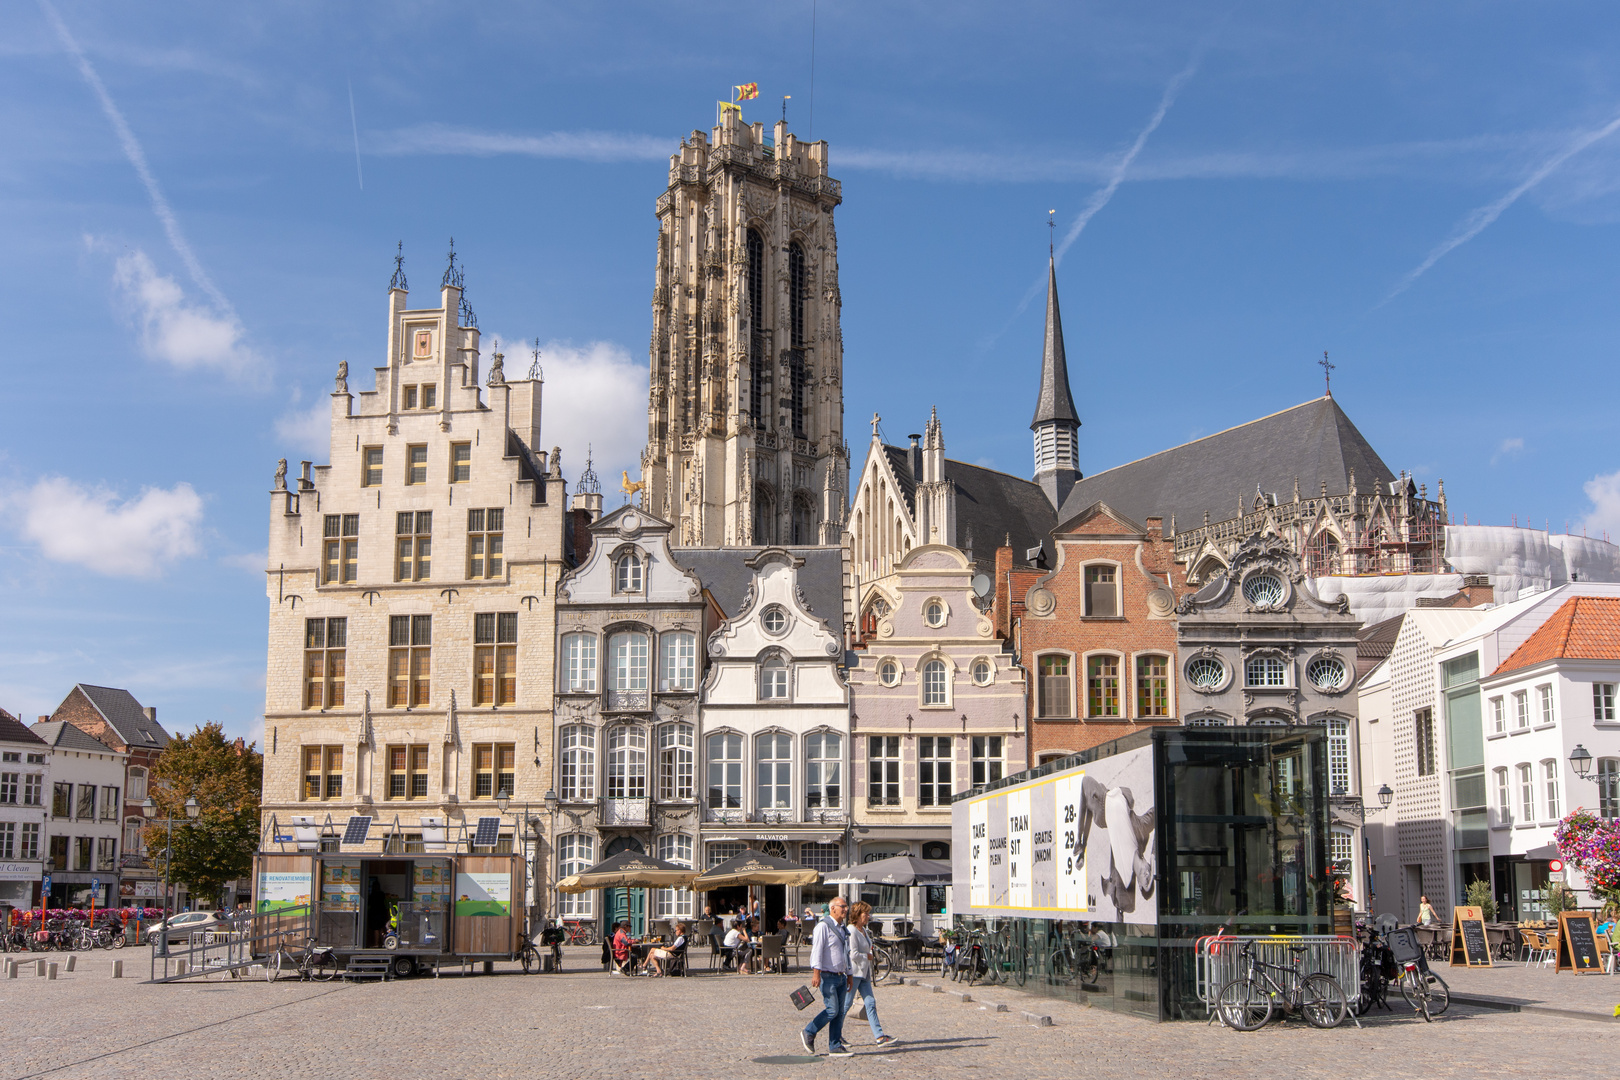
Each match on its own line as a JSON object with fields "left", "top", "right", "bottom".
{"left": 734, "top": 82, "right": 759, "bottom": 101}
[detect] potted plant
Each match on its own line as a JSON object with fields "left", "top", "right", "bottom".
{"left": 1464, "top": 879, "right": 1497, "bottom": 921}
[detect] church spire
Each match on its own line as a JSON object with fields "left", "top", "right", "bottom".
{"left": 1031, "top": 254, "right": 1081, "bottom": 510}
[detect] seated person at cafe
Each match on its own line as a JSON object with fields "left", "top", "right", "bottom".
{"left": 611, "top": 921, "right": 633, "bottom": 975}
{"left": 723, "top": 919, "right": 752, "bottom": 973}
{"left": 645, "top": 921, "right": 688, "bottom": 976}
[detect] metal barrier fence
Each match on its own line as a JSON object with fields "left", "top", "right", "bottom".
{"left": 1194, "top": 935, "right": 1361, "bottom": 1016}
{"left": 149, "top": 906, "right": 312, "bottom": 982}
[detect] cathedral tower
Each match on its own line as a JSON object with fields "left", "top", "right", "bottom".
{"left": 641, "top": 111, "right": 847, "bottom": 547}
{"left": 1031, "top": 256, "right": 1081, "bottom": 509}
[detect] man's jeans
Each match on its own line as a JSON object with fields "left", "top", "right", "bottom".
{"left": 803, "top": 970, "right": 850, "bottom": 1050}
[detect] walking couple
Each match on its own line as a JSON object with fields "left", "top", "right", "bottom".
{"left": 799, "top": 896, "right": 897, "bottom": 1056}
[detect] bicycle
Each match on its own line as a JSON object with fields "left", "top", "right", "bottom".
{"left": 952, "top": 930, "right": 988, "bottom": 985}
{"left": 1355, "top": 927, "right": 1396, "bottom": 1017}
{"left": 519, "top": 931, "right": 542, "bottom": 974}
{"left": 1396, "top": 957, "right": 1449, "bottom": 1022}
{"left": 1214, "top": 941, "right": 1349, "bottom": 1031}
{"left": 869, "top": 941, "right": 895, "bottom": 985}
{"left": 562, "top": 920, "right": 597, "bottom": 947}
{"left": 1050, "top": 928, "right": 1104, "bottom": 986}
{"left": 267, "top": 938, "right": 340, "bottom": 982}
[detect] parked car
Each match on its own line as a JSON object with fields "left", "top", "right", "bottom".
{"left": 152, "top": 911, "right": 221, "bottom": 945}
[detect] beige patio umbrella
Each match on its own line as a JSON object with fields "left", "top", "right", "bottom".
{"left": 555, "top": 850, "right": 699, "bottom": 894}
{"left": 691, "top": 849, "right": 820, "bottom": 889}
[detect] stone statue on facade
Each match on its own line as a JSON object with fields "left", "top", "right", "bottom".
{"left": 273, "top": 458, "right": 287, "bottom": 490}
{"left": 487, "top": 351, "right": 505, "bottom": 386}
{"left": 334, "top": 360, "right": 348, "bottom": 393}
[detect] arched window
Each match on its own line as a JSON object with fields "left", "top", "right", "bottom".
{"left": 922, "top": 659, "right": 948, "bottom": 705}
{"left": 747, "top": 228, "right": 766, "bottom": 425}
{"left": 660, "top": 631, "right": 696, "bottom": 691}
{"left": 788, "top": 242, "right": 806, "bottom": 347}
{"left": 756, "top": 732, "right": 793, "bottom": 810}
{"left": 608, "top": 632, "right": 650, "bottom": 692}
{"left": 606, "top": 726, "right": 647, "bottom": 800}
{"left": 792, "top": 496, "right": 814, "bottom": 544}
{"left": 559, "top": 725, "right": 596, "bottom": 801}
{"left": 760, "top": 655, "right": 790, "bottom": 700}
{"left": 1186, "top": 714, "right": 1228, "bottom": 728}
{"left": 557, "top": 833, "right": 596, "bottom": 917}
{"left": 615, "top": 552, "right": 643, "bottom": 593}
{"left": 1245, "top": 655, "right": 1288, "bottom": 687}
{"left": 1135, "top": 655, "right": 1169, "bottom": 717}
{"left": 657, "top": 723, "right": 694, "bottom": 801}
{"left": 1307, "top": 531, "right": 1341, "bottom": 576}
{"left": 562, "top": 633, "right": 597, "bottom": 692}
{"left": 127, "top": 766, "right": 148, "bottom": 802}
{"left": 754, "top": 487, "right": 775, "bottom": 545}
{"left": 806, "top": 731, "right": 842, "bottom": 809}
{"left": 124, "top": 816, "right": 145, "bottom": 855}
{"left": 706, "top": 732, "right": 743, "bottom": 808}
{"left": 1365, "top": 524, "right": 1388, "bottom": 573}
{"left": 1037, "top": 655, "right": 1072, "bottom": 718}
{"left": 653, "top": 833, "right": 695, "bottom": 918}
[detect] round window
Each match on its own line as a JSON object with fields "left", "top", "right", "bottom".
{"left": 924, "top": 599, "right": 946, "bottom": 628}
{"left": 762, "top": 606, "right": 788, "bottom": 634}
{"left": 971, "top": 659, "right": 992, "bottom": 686}
{"left": 878, "top": 660, "right": 900, "bottom": 686}
{"left": 1187, "top": 655, "right": 1226, "bottom": 690}
{"left": 1241, "top": 574, "right": 1285, "bottom": 608}
{"left": 1306, "top": 655, "right": 1348, "bottom": 691}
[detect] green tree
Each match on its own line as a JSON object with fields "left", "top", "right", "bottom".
{"left": 143, "top": 723, "right": 263, "bottom": 909}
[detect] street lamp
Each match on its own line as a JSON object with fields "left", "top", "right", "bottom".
{"left": 543, "top": 789, "right": 560, "bottom": 928}
{"left": 1569, "top": 744, "right": 1594, "bottom": 779}
{"left": 143, "top": 794, "right": 201, "bottom": 956}
{"left": 1377, "top": 784, "right": 1394, "bottom": 809}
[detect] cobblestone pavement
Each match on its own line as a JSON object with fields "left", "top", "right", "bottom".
{"left": 2, "top": 949, "right": 1617, "bottom": 1080}
{"left": 1442, "top": 960, "right": 1620, "bottom": 1013}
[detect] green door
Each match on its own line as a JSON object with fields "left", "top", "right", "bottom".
{"left": 607, "top": 888, "right": 646, "bottom": 936}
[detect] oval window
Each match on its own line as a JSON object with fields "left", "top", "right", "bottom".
{"left": 1306, "top": 655, "right": 1348, "bottom": 691}
{"left": 924, "top": 599, "right": 946, "bottom": 628}
{"left": 1241, "top": 574, "right": 1285, "bottom": 608}
{"left": 878, "top": 660, "right": 900, "bottom": 687}
{"left": 1187, "top": 655, "right": 1226, "bottom": 690}
{"left": 762, "top": 606, "right": 788, "bottom": 634}
{"left": 972, "top": 659, "right": 992, "bottom": 686}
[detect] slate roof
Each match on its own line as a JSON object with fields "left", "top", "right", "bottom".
{"left": 73, "top": 684, "right": 169, "bottom": 749}
{"left": 1031, "top": 256, "right": 1079, "bottom": 428}
{"left": 0, "top": 709, "right": 47, "bottom": 747}
{"left": 1056, "top": 396, "right": 1398, "bottom": 529}
{"left": 30, "top": 720, "right": 120, "bottom": 755}
{"left": 673, "top": 546, "right": 845, "bottom": 629}
{"left": 1492, "top": 596, "right": 1620, "bottom": 676}
{"left": 877, "top": 447, "right": 1058, "bottom": 569}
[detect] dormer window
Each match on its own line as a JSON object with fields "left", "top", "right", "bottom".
{"left": 615, "top": 553, "right": 643, "bottom": 593}
{"left": 762, "top": 605, "right": 788, "bottom": 635}
{"left": 760, "top": 656, "right": 790, "bottom": 700}
{"left": 923, "top": 599, "right": 946, "bottom": 628}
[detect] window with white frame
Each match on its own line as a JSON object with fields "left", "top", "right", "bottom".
{"left": 878, "top": 659, "right": 901, "bottom": 687}
{"left": 124, "top": 816, "right": 144, "bottom": 855}
{"left": 1513, "top": 690, "right": 1529, "bottom": 729}
{"left": 1245, "top": 655, "right": 1287, "bottom": 687}
{"left": 1327, "top": 719, "right": 1350, "bottom": 795}
{"left": 661, "top": 632, "right": 697, "bottom": 691}
{"left": 559, "top": 725, "right": 596, "bottom": 801}
{"left": 756, "top": 732, "right": 793, "bottom": 811}
{"left": 19, "top": 822, "right": 38, "bottom": 860}
{"left": 1517, "top": 762, "right": 1535, "bottom": 823}
{"left": 1537, "top": 685, "right": 1554, "bottom": 726}
{"left": 918, "top": 736, "right": 952, "bottom": 807}
{"left": 971, "top": 658, "right": 993, "bottom": 686}
{"left": 1599, "top": 758, "right": 1620, "bottom": 819}
{"left": 615, "top": 552, "right": 643, "bottom": 593}
{"left": 609, "top": 632, "right": 650, "bottom": 692}
{"left": 557, "top": 834, "right": 595, "bottom": 917}
{"left": 1037, "top": 655, "right": 1072, "bottom": 718}
{"left": 653, "top": 833, "right": 695, "bottom": 918}
{"left": 707, "top": 841, "right": 744, "bottom": 868}
{"left": 23, "top": 771, "right": 41, "bottom": 807}
{"left": 799, "top": 842, "right": 841, "bottom": 873}
{"left": 759, "top": 656, "right": 790, "bottom": 700}
{"left": 1083, "top": 565, "right": 1117, "bottom": 617}
{"left": 806, "top": 731, "right": 842, "bottom": 809}
{"left": 1490, "top": 696, "right": 1505, "bottom": 734}
{"left": 606, "top": 726, "right": 647, "bottom": 799}
{"left": 1329, "top": 828, "right": 1353, "bottom": 875}
{"left": 102, "top": 786, "right": 120, "bottom": 820}
{"left": 0, "top": 772, "right": 14, "bottom": 805}
{"left": 867, "top": 736, "right": 900, "bottom": 806}
{"left": 706, "top": 732, "right": 743, "bottom": 808}
{"left": 1542, "top": 759, "right": 1560, "bottom": 820}
{"left": 971, "top": 735, "right": 1003, "bottom": 788}
{"left": 923, "top": 598, "right": 946, "bottom": 628}
{"left": 923, "top": 659, "right": 948, "bottom": 705}
{"left": 657, "top": 723, "right": 694, "bottom": 801}
{"left": 1595, "top": 683, "right": 1617, "bottom": 721}
{"left": 127, "top": 766, "right": 147, "bottom": 802}
{"left": 562, "top": 633, "right": 597, "bottom": 693}
{"left": 1494, "top": 767, "right": 1511, "bottom": 824}
{"left": 0, "top": 822, "right": 12, "bottom": 859}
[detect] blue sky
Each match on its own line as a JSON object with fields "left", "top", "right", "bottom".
{"left": 3, "top": 1, "right": 1619, "bottom": 742}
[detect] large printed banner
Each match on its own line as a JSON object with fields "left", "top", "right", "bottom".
{"left": 256, "top": 870, "right": 312, "bottom": 913}
{"left": 953, "top": 744, "right": 1156, "bottom": 924}
{"left": 455, "top": 872, "right": 511, "bottom": 917}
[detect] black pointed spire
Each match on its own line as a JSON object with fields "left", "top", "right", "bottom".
{"left": 442, "top": 237, "right": 464, "bottom": 289}
{"left": 389, "top": 241, "right": 407, "bottom": 291}
{"left": 1030, "top": 255, "right": 1079, "bottom": 429}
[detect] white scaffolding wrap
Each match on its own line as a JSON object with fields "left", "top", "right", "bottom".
{"left": 1310, "top": 573, "right": 1465, "bottom": 625}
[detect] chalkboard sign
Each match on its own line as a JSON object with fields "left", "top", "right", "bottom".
{"left": 1449, "top": 905, "right": 1492, "bottom": 968}
{"left": 1556, "top": 911, "right": 1602, "bottom": 974}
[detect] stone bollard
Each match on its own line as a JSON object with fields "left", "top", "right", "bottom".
{"left": 113, "top": 960, "right": 124, "bottom": 979}
{"left": 48, "top": 963, "right": 58, "bottom": 980}
{"left": 36, "top": 959, "right": 47, "bottom": 977}
{"left": 176, "top": 960, "right": 188, "bottom": 976}
{"left": 66, "top": 954, "right": 76, "bottom": 972}
{"left": 5, "top": 959, "right": 14, "bottom": 978}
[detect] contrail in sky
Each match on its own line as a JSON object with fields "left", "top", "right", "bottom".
{"left": 39, "top": 0, "right": 233, "bottom": 314}
{"left": 348, "top": 79, "right": 365, "bottom": 190}
{"left": 1384, "top": 106, "right": 1620, "bottom": 303}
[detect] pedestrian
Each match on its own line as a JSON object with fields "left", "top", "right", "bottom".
{"left": 800, "top": 895, "right": 854, "bottom": 1058}
{"left": 1418, "top": 895, "right": 1437, "bottom": 925}
{"left": 847, "top": 901, "right": 896, "bottom": 1045}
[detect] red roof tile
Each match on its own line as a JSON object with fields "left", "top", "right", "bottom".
{"left": 1492, "top": 596, "right": 1620, "bottom": 677}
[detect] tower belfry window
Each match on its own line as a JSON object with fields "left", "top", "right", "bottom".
{"left": 747, "top": 229, "right": 766, "bottom": 426}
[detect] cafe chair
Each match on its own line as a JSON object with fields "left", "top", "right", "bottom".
{"left": 668, "top": 941, "right": 689, "bottom": 978}
{"left": 758, "top": 933, "right": 786, "bottom": 975}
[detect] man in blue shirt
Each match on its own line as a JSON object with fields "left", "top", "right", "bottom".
{"left": 801, "top": 895, "right": 854, "bottom": 1057}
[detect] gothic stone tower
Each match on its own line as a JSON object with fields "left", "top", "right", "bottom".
{"left": 641, "top": 111, "right": 848, "bottom": 548}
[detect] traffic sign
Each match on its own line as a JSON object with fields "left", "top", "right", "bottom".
{"left": 91, "top": 877, "right": 101, "bottom": 891}
{"left": 42, "top": 873, "right": 51, "bottom": 892}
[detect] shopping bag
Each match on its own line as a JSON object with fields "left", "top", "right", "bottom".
{"left": 790, "top": 985, "right": 817, "bottom": 1010}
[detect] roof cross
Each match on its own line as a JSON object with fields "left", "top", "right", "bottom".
{"left": 1320, "top": 350, "right": 1335, "bottom": 397}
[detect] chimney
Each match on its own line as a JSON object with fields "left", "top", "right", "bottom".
{"left": 908, "top": 434, "right": 922, "bottom": 481}
{"left": 1145, "top": 516, "right": 1164, "bottom": 540}
{"left": 38, "top": 716, "right": 49, "bottom": 724}
{"left": 994, "top": 539, "right": 1014, "bottom": 638}
{"left": 1458, "top": 575, "right": 1494, "bottom": 607}
{"left": 298, "top": 461, "right": 314, "bottom": 491}
{"left": 143, "top": 706, "right": 157, "bottom": 723}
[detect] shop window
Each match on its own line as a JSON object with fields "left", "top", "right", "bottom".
{"left": 304, "top": 616, "right": 347, "bottom": 709}
{"left": 657, "top": 723, "right": 694, "bottom": 801}
{"left": 473, "top": 742, "right": 515, "bottom": 799}
{"left": 756, "top": 732, "right": 792, "bottom": 810}
{"left": 557, "top": 834, "right": 595, "bottom": 918}
{"left": 918, "top": 736, "right": 952, "bottom": 807}
{"left": 562, "top": 633, "right": 597, "bottom": 693}
{"left": 1595, "top": 682, "right": 1617, "bottom": 721}
{"left": 1136, "top": 655, "right": 1169, "bottom": 717}
{"left": 323, "top": 514, "right": 359, "bottom": 584}
{"left": 1415, "top": 709, "right": 1437, "bottom": 776}
{"left": 559, "top": 725, "right": 596, "bottom": 801}
{"left": 707, "top": 840, "right": 744, "bottom": 868}
{"left": 706, "top": 732, "right": 743, "bottom": 809}
{"left": 607, "top": 727, "right": 647, "bottom": 800}
{"left": 661, "top": 631, "right": 697, "bottom": 691}
{"left": 971, "top": 736, "right": 1003, "bottom": 788}
{"left": 806, "top": 731, "right": 842, "bottom": 810}
{"left": 1083, "top": 565, "right": 1117, "bottom": 617}
{"left": 395, "top": 510, "right": 432, "bottom": 581}
{"left": 1037, "top": 655, "right": 1072, "bottom": 718}
{"left": 467, "top": 508, "right": 504, "bottom": 579}
{"left": 473, "top": 612, "right": 518, "bottom": 706}
{"left": 388, "top": 614, "right": 432, "bottom": 707}
{"left": 867, "top": 736, "right": 900, "bottom": 806}
{"left": 1087, "top": 655, "right": 1121, "bottom": 717}
{"left": 922, "top": 659, "right": 948, "bottom": 706}
{"left": 303, "top": 745, "right": 343, "bottom": 800}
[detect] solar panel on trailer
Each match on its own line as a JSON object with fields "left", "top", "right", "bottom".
{"left": 473, "top": 816, "right": 502, "bottom": 847}
{"left": 342, "top": 815, "right": 373, "bottom": 845}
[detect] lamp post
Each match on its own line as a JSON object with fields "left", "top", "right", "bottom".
{"left": 1377, "top": 784, "right": 1394, "bottom": 809}
{"left": 543, "top": 789, "right": 560, "bottom": 928}
{"left": 496, "top": 790, "right": 542, "bottom": 934}
{"left": 142, "top": 795, "right": 199, "bottom": 957}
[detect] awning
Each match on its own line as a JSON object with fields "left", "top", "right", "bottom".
{"left": 555, "top": 850, "right": 698, "bottom": 894}
{"left": 822, "top": 855, "right": 952, "bottom": 886}
{"left": 693, "top": 850, "right": 819, "bottom": 889}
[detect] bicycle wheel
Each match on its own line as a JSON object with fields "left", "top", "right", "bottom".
{"left": 1401, "top": 971, "right": 1447, "bottom": 1016}
{"left": 1011, "top": 945, "right": 1028, "bottom": 987}
{"left": 1398, "top": 971, "right": 1431, "bottom": 1021}
{"left": 1215, "top": 978, "right": 1273, "bottom": 1031}
{"left": 872, "top": 947, "right": 894, "bottom": 985}
{"left": 265, "top": 950, "right": 282, "bottom": 983}
{"left": 1300, "top": 973, "right": 1349, "bottom": 1029}
{"left": 310, "top": 954, "right": 340, "bottom": 982}
{"left": 981, "top": 942, "right": 1002, "bottom": 985}
{"left": 521, "top": 944, "right": 538, "bottom": 974}
{"left": 1050, "top": 949, "right": 1071, "bottom": 984}
{"left": 966, "top": 947, "right": 985, "bottom": 986}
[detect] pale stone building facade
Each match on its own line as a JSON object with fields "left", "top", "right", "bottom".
{"left": 552, "top": 506, "right": 706, "bottom": 934}
{"left": 641, "top": 112, "right": 849, "bottom": 549}
{"left": 846, "top": 545, "right": 1027, "bottom": 933}
{"left": 260, "top": 253, "right": 569, "bottom": 919}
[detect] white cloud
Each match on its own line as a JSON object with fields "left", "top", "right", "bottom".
{"left": 109, "top": 249, "right": 263, "bottom": 380}
{"left": 1490, "top": 437, "right": 1525, "bottom": 466}
{"left": 371, "top": 123, "right": 669, "bottom": 163}
{"left": 220, "top": 550, "right": 268, "bottom": 573}
{"left": 1581, "top": 469, "right": 1620, "bottom": 541}
{"left": 274, "top": 396, "right": 330, "bottom": 456}
{"left": 12, "top": 476, "right": 204, "bottom": 578}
